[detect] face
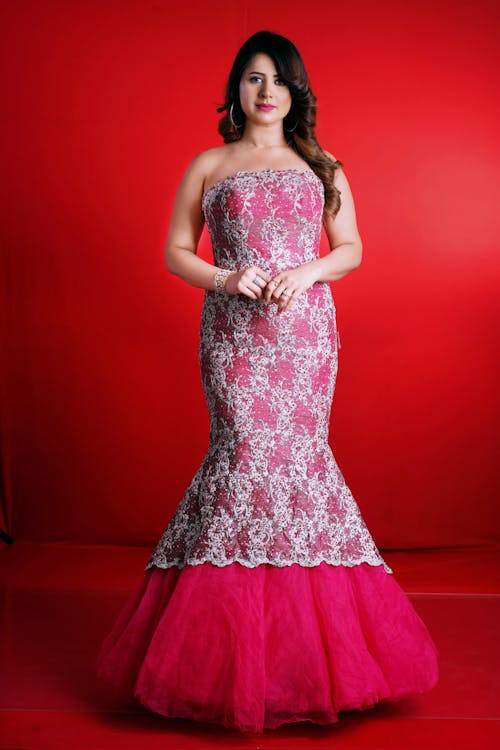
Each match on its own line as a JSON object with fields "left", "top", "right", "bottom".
{"left": 238, "top": 53, "right": 292, "bottom": 126}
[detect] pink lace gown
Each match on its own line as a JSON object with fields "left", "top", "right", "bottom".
{"left": 95, "top": 169, "right": 439, "bottom": 732}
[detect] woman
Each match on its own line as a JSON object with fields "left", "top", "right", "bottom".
{"left": 96, "top": 30, "right": 439, "bottom": 733}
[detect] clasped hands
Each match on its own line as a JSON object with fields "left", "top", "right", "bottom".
{"left": 224, "top": 264, "right": 320, "bottom": 314}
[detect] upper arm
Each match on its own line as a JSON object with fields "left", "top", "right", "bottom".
{"left": 322, "top": 151, "right": 363, "bottom": 255}
{"left": 165, "top": 152, "right": 211, "bottom": 259}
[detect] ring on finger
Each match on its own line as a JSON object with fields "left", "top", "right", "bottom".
{"left": 253, "top": 275, "right": 263, "bottom": 285}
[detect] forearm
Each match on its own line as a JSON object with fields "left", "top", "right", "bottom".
{"left": 305, "top": 242, "right": 363, "bottom": 283}
{"left": 166, "top": 245, "right": 220, "bottom": 291}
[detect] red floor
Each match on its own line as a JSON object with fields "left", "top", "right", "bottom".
{"left": 1, "top": 542, "right": 499, "bottom": 749}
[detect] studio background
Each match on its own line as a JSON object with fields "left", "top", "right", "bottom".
{"left": 1, "top": 0, "right": 499, "bottom": 550}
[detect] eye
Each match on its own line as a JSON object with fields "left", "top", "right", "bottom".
{"left": 248, "top": 75, "right": 263, "bottom": 83}
{"left": 275, "top": 78, "right": 287, "bottom": 86}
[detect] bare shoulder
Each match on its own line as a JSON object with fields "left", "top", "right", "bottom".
{"left": 171, "top": 148, "right": 218, "bottom": 203}
{"left": 322, "top": 149, "right": 342, "bottom": 167}
{"left": 189, "top": 145, "right": 233, "bottom": 177}
{"left": 322, "top": 148, "right": 350, "bottom": 192}
{"left": 191, "top": 145, "right": 226, "bottom": 169}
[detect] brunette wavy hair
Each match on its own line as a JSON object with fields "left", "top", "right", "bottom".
{"left": 217, "top": 30, "right": 343, "bottom": 218}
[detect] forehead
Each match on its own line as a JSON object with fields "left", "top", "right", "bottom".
{"left": 243, "top": 53, "right": 278, "bottom": 75}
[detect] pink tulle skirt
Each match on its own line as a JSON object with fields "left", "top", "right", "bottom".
{"left": 95, "top": 561, "right": 439, "bottom": 733}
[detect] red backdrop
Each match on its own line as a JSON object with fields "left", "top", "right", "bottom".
{"left": 1, "top": 0, "right": 499, "bottom": 549}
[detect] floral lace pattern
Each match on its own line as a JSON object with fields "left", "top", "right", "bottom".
{"left": 147, "top": 170, "right": 392, "bottom": 575}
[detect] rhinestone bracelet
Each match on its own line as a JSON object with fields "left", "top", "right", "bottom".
{"left": 214, "top": 268, "right": 232, "bottom": 293}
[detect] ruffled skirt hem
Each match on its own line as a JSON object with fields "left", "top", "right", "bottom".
{"left": 96, "top": 561, "right": 439, "bottom": 733}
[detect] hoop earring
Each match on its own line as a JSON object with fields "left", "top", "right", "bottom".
{"left": 229, "top": 102, "right": 243, "bottom": 129}
{"left": 284, "top": 118, "right": 298, "bottom": 133}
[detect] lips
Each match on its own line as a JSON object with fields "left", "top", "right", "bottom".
{"left": 256, "top": 104, "right": 276, "bottom": 112}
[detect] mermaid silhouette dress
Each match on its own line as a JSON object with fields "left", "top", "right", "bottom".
{"left": 95, "top": 169, "right": 439, "bottom": 732}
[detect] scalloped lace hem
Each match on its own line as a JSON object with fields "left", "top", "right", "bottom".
{"left": 145, "top": 555, "right": 393, "bottom": 575}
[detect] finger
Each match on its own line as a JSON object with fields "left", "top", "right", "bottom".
{"left": 237, "top": 281, "right": 258, "bottom": 299}
{"left": 278, "top": 288, "right": 296, "bottom": 312}
{"left": 264, "top": 278, "right": 280, "bottom": 302}
{"left": 270, "top": 278, "right": 286, "bottom": 295}
{"left": 248, "top": 274, "right": 269, "bottom": 298}
{"left": 255, "top": 269, "right": 272, "bottom": 283}
{"left": 280, "top": 298, "right": 296, "bottom": 313}
{"left": 255, "top": 273, "right": 273, "bottom": 295}
{"left": 249, "top": 280, "right": 264, "bottom": 298}
{"left": 247, "top": 272, "right": 267, "bottom": 295}
{"left": 272, "top": 282, "right": 289, "bottom": 301}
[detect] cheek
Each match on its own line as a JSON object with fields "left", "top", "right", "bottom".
{"left": 239, "top": 82, "right": 249, "bottom": 103}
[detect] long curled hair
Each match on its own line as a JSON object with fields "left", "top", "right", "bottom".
{"left": 217, "top": 30, "right": 343, "bottom": 218}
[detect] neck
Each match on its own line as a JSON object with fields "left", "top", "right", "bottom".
{"left": 239, "top": 121, "right": 289, "bottom": 149}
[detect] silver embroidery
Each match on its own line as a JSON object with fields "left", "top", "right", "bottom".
{"left": 147, "top": 170, "right": 392, "bottom": 575}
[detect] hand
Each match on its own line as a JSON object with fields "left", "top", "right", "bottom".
{"left": 263, "top": 264, "right": 321, "bottom": 313}
{"left": 224, "top": 266, "right": 272, "bottom": 300}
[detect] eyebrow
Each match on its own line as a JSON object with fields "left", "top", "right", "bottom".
{"left": 248, "top": 70, "right": 281, "bottom": 77}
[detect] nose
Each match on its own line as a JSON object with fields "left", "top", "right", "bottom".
{"left": 259, "top": 79, "right": 272, "bottom": 99}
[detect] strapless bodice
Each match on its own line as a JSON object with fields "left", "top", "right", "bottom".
{"left": 202, "top": 169, "right": 324, "bottom": 276}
